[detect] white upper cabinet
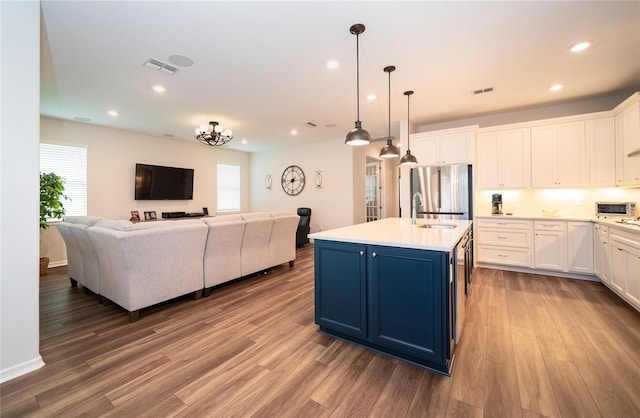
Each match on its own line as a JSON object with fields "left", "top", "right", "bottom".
{"left": 531, "top": 121, "right": 587, "bottom": 188}
{"left": 477, "top": 128, "right": 531, "bottom": 189}
{"left": 617, "top": 99, "right": 640, "bottom": 186}
{"left": 411, "top": 126, "right": 476, "bottom": 166}
{"left": 587, "top": 117, "right": 616, "bottom": 187}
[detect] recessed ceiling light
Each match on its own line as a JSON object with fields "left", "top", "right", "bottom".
{"left": 367, "top": 94, "right": 376, "bottom": 101}
{"left": 107, "top": 110, "right": 119, "bottom": 117}
{"left": 326, "top": 60, "right": 339, "bottom": 69}
{"left": 241, "top": 139, "right": 248, "bottom": 144}
{"left": 570, "top": 41, "right": 591, "bottom": 52}
{"left": 153, "top": 85, "right": 166, "bottom": 93}
{"left": 549, "top": 84, "right": 564, "bottom": 91}
{"left": 290, "top": 129, "right": 298, "bottom": 135}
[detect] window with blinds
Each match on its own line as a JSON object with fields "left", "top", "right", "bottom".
{"left": 217, "top": 164, "right": 240, "bottom": 212}
{"left": 40, "top": 143, "right": 87, "bottom": 217}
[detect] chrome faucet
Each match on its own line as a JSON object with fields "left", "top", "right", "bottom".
{"left": 412, "top": 192, "right": 424, "bottom": 225}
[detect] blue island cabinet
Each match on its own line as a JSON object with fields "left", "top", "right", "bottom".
{"left": 314, "top": 239, "right": 452, "bottom": 375}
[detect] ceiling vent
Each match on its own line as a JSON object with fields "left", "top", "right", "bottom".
{"left": 142, "top": 58, "right": 178, "bottom": 75}
{"left": 473, "top": 87, "right": 494, "bottom": 95}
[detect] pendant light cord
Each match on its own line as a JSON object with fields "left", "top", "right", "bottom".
{"left": 356, "top": 32, "right": 361, "bottom": 123}
{"left": 406, "top": 92, "right": 410, "bottom": 150}
{"left": 388, "top": 67, "right": 391, "bottom": 141}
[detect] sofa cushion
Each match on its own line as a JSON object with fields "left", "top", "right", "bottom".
{"left": 64, "top": 216, "right": 103, "bottom": 226}
{"left": 203, "top": 214, "right": 244, "bottom": 224}
{"left": 94, "top": 219, "right": 134, "bottom": 231}
{"left": 241, "top": 212, "right": 271, "bottom": 220}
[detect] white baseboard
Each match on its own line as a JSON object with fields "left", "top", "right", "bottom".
{"left": 48, "top": 260, "right": 67, "bottom": 268}
{"left": 475, "top": 263, "right": 599, "bottom": 282}
{"left": 0, "top": 355, "right": 45, "bottom": 383}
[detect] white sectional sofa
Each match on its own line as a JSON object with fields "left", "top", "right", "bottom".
{"left": 56, "top": 216, "right": 103, "bottom": 292}
{"left": 56, "top": 212, "right": 299, "bottom": 322}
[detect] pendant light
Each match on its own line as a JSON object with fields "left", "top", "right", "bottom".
{"left": 400, "top": 90, "right": 418, "bottom": 166}
{"left": 345, "top": 24, "right": 371, "bottom": 146}
{"left": 379, "top": 66, "right": 401, "bottom": 158}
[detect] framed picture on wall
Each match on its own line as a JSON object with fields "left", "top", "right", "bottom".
{"left": 130, "top": 210, "right": 140, "bottom": 222}
{"left": 149, "top": 210, "right": 157, "bottom": 220}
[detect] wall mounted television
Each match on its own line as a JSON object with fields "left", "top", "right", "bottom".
{"left": 134, "top": 163, "right": 194, "bottom": 200}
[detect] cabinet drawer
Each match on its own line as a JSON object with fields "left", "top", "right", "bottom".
{"left": 609, "top": 228, "right": 640, "bottom": 249}
{"left": 476, "top": 218, "right": 532, "bottom": 230}
{"left": 534, "top": 220, "right": 566, "bottom": 231}
{"left": 477, "top": 228, "right": 530, "bottom": 247}
{"left": 477, "top": 245, "right": 531, "bottom": 267}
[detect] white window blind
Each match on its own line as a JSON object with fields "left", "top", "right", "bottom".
{"left": 40, "top": 143, "right": 87, "bottom": 217}
{"left": 217, "top": 164, "right": 240, "bottom": 212}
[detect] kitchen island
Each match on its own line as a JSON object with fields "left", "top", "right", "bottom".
{"left": 309, "top": 217, "right": 472, "bottom": 375}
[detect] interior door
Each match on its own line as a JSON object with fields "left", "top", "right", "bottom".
{"left": 366, "top": 160, "right": 381, "bottom": 222}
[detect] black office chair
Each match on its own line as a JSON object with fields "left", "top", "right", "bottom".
{"left": 296, "top": 208, "right": 311, "bottom": 247}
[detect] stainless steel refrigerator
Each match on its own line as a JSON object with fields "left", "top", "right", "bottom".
{"left": 410, "top": 164, "right": 472, "bottom": 220}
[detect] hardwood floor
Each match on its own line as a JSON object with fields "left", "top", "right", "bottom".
{"left": 2, "top": 244, "right": 640, "bottom": 417}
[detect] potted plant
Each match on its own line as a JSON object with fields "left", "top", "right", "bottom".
{"left": 40, "top": 172, "right": 68, "bottom": 274}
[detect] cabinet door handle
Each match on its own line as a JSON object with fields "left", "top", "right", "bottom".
{"left": 618, "top": 248, "right": 624, "bottom": 251}
{"left": 359, "top": 250, "right": 364, "bottom": 256}
{"left": 497, "top": 236, "right": 508, "bottom": 239}
{"left": 372, "top": 252, "right": 377, "bottom": 258}
{"left": 498, "top": 254, "right": 508, "bottom": 258}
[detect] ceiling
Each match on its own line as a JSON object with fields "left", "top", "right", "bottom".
{"left": 40, "top": 1, "right": 640, "bottom": 153}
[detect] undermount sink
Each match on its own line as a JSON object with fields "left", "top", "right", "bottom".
{"left": 416, "top": 223, "right": 457, "bottom": 229}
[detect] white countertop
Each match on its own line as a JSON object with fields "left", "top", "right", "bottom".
{"left": 476, "top": 214, "right": 594, "bottom": 222}
{"left": 308, "top": 217, "right": 472, "bottom": 252}
{"left": 476, "top": 214, "right": 640, "bottom": 235}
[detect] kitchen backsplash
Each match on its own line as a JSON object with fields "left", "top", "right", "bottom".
{"left": 475, "top": 188, "right": 640, "bottom": 218}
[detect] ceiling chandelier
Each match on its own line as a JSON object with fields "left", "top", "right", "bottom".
{"left": 400, "top": 90, "right": 418, "bottom": 166}
{"left": 345, "top": 23, "right": 371, "bottom": 146}
{"left": 194, "top": 121, "right": 233, "bottom": 146}
{"left": 379, "top": 65, "right": 401, "bottom": 158}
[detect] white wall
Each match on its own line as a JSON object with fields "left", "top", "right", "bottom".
{"left": 250, "top": 139, "right": 356, "bottom": 232}
{"left": 40, "top": 116, "right": 250, "bottom": 265}
{"left": 1, "top": 1, "right": 44, "bottom": 382}
{"left": 475, "top": 188, "right": 640, "bottom": 218}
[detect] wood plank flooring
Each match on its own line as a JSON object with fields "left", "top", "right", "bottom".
{"left": 2, "top": 244, "right": 640, "bottom": 417}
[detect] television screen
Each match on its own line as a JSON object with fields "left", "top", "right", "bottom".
{"left": 135, "top": 163, "right": 194, "bottom": 200}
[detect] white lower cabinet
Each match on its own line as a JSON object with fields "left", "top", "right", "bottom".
{"left": 608, "top": 228, "right": 640, "bottom": 310}
{"left": 534, "top": 221, "right": 567, "bottom": 271}
{"left": 567, "top": 222, "right": 594, "bottom": 274}
{"left": 476, "top": 218, "right": 533, "bottom": 267}
{"left": 477, "top": 217, "right": 596, "bottom": 277}
{"left": 593, "top": 224, "right": 610, "bottom": 283}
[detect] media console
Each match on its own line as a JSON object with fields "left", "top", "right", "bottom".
{"left": 162, "top": 211, "right": 206, "bottom": 219}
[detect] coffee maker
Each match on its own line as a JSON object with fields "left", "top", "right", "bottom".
{"left": 491, "top": 193, "right": 503, "bottom": 215}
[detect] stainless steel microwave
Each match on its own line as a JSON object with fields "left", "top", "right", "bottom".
{"left": 595, "top": 202, "right": 636, "bottom": 217}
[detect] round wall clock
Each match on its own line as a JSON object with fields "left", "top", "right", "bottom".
{"left": 281, "top": 165, "right": 305, "bottom": 196}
